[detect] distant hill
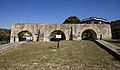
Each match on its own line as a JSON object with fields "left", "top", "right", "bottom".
{"left": 0, "top": 28, "right": 11, "bottom": 40}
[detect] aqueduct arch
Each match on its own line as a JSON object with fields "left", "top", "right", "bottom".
{"left": 10, "top": 24, "right": 112, "bottom": 43}
{"left": 18, "top": 30, "right": 33, "bottom": 42}
{"left": 81, "top": 29, "right": 97, "bottom": 40}
{"left": 49, "top": 30, "right": 66, "bottom": 41}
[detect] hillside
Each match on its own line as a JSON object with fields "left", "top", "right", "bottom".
{"left": 0, "top": 41, "right": 120, "bottom": 70}
{"left": 0, "top": 28, "right": 11, "bottom": 41}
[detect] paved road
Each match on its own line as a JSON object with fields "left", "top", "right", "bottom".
{"left": 0, "top": 42, "right": 23, "bottom": 53}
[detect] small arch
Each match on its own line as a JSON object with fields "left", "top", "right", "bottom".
{"left": 18, "top": 30, "right": 33, "bottom": 42}
{"left": 49, "top": 30, "right": 66, "bottom": 41}
{"left": 81, "top": 29, "right": 97, "bottom": 40}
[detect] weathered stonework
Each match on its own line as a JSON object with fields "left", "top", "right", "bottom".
{"left": 10, "top": 23, "right": 112, "bottom": 43}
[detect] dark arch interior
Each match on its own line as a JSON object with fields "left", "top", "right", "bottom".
{"left": 82, "top": 29, "right": 97, "bottom": 40}
{"left": 50, "top": 30, "right": 66, "bottom": 41}
{"left": 18, "top": 31, "right": 33, "bottom": 42}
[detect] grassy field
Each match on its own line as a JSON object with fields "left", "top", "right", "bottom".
{"left": 105, "top": 40, "right": 120, "bottom": 47}
{"left": 110, "top": 42, "right": 120, "bottom": 47}
{"left": 0, "top": 40, "right": 120, "bottom": 70}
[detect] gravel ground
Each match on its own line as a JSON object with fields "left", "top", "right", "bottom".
{"left": 0, "top": 40, "right": 120, "bottom": 70}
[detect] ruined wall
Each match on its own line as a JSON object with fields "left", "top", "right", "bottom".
{"left": 10, "top": 23, "right": 112, "bottom": 43}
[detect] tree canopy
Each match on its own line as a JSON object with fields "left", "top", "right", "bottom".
{"left": 111, "top": 20, "right": 120, "bottom": 39}
{"left": 111, "top": 20, "right": 120, "bottom": 26}
{"left": 63, "top": 16, "right": 81, "bottom": 24}
{"left": 0, "top": 28, "right": 10, "bottom": 37}
{"left": 0, "top": 28, "right": 11, "bottom": 41}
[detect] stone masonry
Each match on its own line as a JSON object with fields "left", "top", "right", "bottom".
{"left": 10, "top": 23, "right": 112, "bottom": 43}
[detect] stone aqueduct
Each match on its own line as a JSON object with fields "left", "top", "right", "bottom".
{"left": 10, "top": 23, "right": 112, "bottom": 43}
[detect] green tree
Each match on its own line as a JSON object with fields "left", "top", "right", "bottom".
{"left": 63, "top": 16, "right": 81, "bottom": 24}
{"left": 0, "top": 28, "right": 11, "bottom": 44}
{"left": 111, "top": 20, "right": 120, "bottom": 39}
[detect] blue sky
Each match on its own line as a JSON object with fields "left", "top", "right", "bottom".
{"left": 0, "top": 0, "right": 120, "bottom": 29}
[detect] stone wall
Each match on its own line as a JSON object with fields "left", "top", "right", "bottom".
{"left": 10, "top": 23, "right": 112, "bottom": 43}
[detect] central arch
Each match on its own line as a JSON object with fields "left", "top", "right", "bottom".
{"left": 18, "top": 30, "right": 33, "bottom": 42}
{"left": 81, "top": 29, "right": 97, "bottom": 40}
{"left": 49, "top": 30, "right": 66, "bottom": 41}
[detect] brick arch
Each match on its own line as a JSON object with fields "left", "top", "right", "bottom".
{"left": 17, "top": 30, "right": 33, "bottom": 41}
{"left": 81, "top": 29, "right": 97, "bottom": 40}
{"left": 16, "top": 30, "right": 36, "bottom": 42}
{"left": 49, "top": 30, "right": 66, "bottom": 41}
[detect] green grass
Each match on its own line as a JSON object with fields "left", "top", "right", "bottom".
{"left": 0, "top": 40, "right": 120, "bottom": 70}
{"left": 111, "top": 43, "right": 120, "bottom": 47}
{"left": 105, "top": 39, "right": 120, "bottom": 47}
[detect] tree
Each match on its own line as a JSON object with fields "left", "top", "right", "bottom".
{"left": 111, "top": 20, "right": 120, "bottom": 39}
{"left": 63, "top": 16, "right": 81, "bottom": 24}
{"left": 0, "top": 28, "right": 11, "bottom": 44}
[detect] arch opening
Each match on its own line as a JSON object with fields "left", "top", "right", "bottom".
{"left": 18, "top": 31, "right": 33, "bottom": 42}
{"left": 49, "top": 30, "right": 66, "bottom": 41}
{"left": 82, "top": 29, "right": 97, "bottom": 40}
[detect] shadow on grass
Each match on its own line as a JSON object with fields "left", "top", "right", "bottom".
{"left": 48, "top": 46, "right": 57, "bottom": 49}
{"left": 111, "top": 58, "right": 120, "bottom": 61}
